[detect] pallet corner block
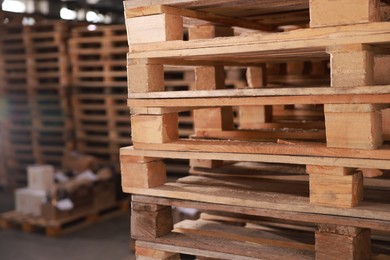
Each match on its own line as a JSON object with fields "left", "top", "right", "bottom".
{"left": 309, "top": 170, "right": 363, "bottom": 208}
{"left": 126, "top": 13, "right": 183, "bottom": 44}
{"left": 131, "top": 113, "right": 179, "bottom": 144}
{"left": 127, "top": 62, "right": 164, "bottom": 93}
{"left": 315, "top": 225, "right": 371, "bottom": 260}
{"left": 310, "top": 0, "right": 380, "bottom": 28}
{"left": 121, "top": 159, "right": 167, "bottom": 189}
{"left": 131, "top": 202, "right": 173, "bottom": 239}
{"left": 324, "top": 108, "right": 383, "bottom": 149}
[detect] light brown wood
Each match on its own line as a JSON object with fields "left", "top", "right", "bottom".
{"left": 133, "top": 195, "right": 390, "bottom": 231}
{"left": 127, "top": 63, "right": 164, "bottom": 93}
{"left": 325, "top": 44, "right": 383, "bottom": 149}
{"left": 374, "top": 55, "right": 390, "bottom": 85}
{"left": 131, "top": 114, "right": 179, "bottom": 143}
{"left": 128, "top": 85, "right": 390, "bottom": 99}
{"left": 121, "top": 160, "right": 166, "bottom": 188}
{"left": 174, "top": 219, "right": 314, "bottom": 251}
{"left": 310, "top": 0, "right": 380, "bottom": 27}
{"left": 188, "top": 24, "right": 234, "bottom": 40}
{"left": 123, "top": 178, "right": 390, "bottom": 223}
{"left": 383, "top": 108, "right": 390, "bottom": 140}
{"left": 240, "top": 65, "right": 272, "bottom": 128}
{"left": 136, "top": 231, "right": 314, "bottom": 260}
{"left": 325, "top": 110, "right": 383, "bottom": 149}
{"left": 327, "top": 44, "right": 374, "bottom": 88}
{"left": 195, "top": 129, "right": 326, "bottom": 141}
{"left": 121, "top": 144, "right": 390, "bottom": 169}
{"left": 120, "top": 155, "right": 160, "bottom": 164}
{"left": 127, "top": 92, "right": 390, "bottom": 108}
{"left": 136, "top": 246, "right": 179, "bottom": 260}
{"left": 315, "top": 228, "right": 371, "bottom": 260}
{"left": 360, "top": 168, "right": 383, "bottom": 178}
{"left": 127, "top": 23, "right": 390, "bottom": 62}
{"left": 126, "top": 14, "right": 183, "bottom": 44}
{"left": 190, "top": 159, "right": 224, "bottom": 169}
{"left": 125, "top": 5, "right": 274, "bottom": 31}
{"left": 306, "top": 165, "right": 354, "bottom": 176}
{"left": 132, "top": 139, "right": 390, "bottom": 161}
{"left": 309, "top": 172, "right": 363, "bottom": 208}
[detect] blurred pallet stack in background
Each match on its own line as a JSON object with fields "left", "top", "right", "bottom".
{"left": 120, "top": 0, "right": 390, "bottom": 259}
{"left": 69, "top": 24, "right": 129, "bottom": 166}
{"left": 0, "top": 20, "right": 34, "bottom": 186}
{"left": 24, "top": 21, "right": 73, "bottom": 167}
{"left": 0, "top": 18, "right": 72, "bottom": 187}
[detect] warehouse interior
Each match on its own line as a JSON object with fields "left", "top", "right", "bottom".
{"left": 1, "top": 0, "right": 390, "bottom": 259}
{"left": 0, "top": 0, "right": 136, "bottom": 259}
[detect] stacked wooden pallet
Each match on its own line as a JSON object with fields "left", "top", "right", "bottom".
{"left": 0, "top": 20, "right": 72, "bottom": 185}
{"left": 69, "top": 24, "right": 130, "bottom": 164}
{"left": 69, "top": 24, "right": 197, "bottom": 169}
{"left": 0, "top": 22, "right": 34, "bottom": 185}
{"left": 24, "top": 21, "right": 72, "bottom": 166}
{"left": 120, "top": 0, "right": 390, "bottom": 259}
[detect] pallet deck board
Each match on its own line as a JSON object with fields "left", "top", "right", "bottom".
{"left": 127, "top": 23, "right": 390, "bottom": 62}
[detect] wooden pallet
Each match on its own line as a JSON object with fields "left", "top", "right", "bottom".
{"left": 0, "top": 199, "right": 129, "bottom": 237}
{"left": 131, "top": 193, "right": 390, "bottom": 260}
{"left": 122, "top": 0, "right": 390, "bottom": 258}
{"left": 69, "top": 25, "right": 128, "bottom": 88}
{"left": 0, "top": 20, "right": 73, "bottom": 176}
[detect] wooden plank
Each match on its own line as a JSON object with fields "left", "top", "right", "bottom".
{"left": 132, "top": 139, "right": 390, "bottom": 161}
{"left": 310, "top": 0, "right": 379, "bottom": 27}
{"left": 174, "top": 219, "right": 314, "bottom": 251}
{"left": 121, "top": 145, "right": 390, "bottom": 169}
{"left": 127, "top": 85, "right": 390, "bottom": 99}
{"left": 132, "top": 195, "right": 390, "bottom": 231}
{"left": 125, "top": 5, "right": 274, "bottom": 31}
{"left": 128, "top": 93, "right": 390, "bottom": 108}
{"left": 194, "top": 129, "right": 326, "bottom": 141}
{"left": 128, "top": 23, "right": 390, "bottom": 61}
{"left": 136, "top": 231, "right": 314, "bottom": 260}
{"left": 124, "top": 177, "right": 390, "bottom": 222}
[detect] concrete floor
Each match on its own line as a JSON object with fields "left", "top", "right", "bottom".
{"left": 0, "top": 191, "right": 135, "bottom": 260}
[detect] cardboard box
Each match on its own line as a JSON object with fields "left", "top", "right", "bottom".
{"left": 27, "top": 165, "right": 55, "bottom": 191}
{"left": 62, "top": 152, "right": 98, "bottom": 173}
{"left": 15, "top": 188, "right": 46, "bottom": 216}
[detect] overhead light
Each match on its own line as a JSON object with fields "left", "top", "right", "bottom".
{"left": 86, "top": 11, "right": 99, "bottom": 22}
{"left": 2, "top": 0, "right": 26, "bottom": 13}
{"left": 60, "top": 7, "right": 77, "bottom": 20}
